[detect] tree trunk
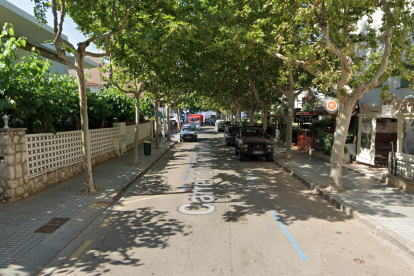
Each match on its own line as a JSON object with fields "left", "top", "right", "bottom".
{"left": 285, "top": 94, "right": 295, "bottom": 159}
{"left": 42, "top": 120, "right": 48, "bottom": 133}
{"left": 73, "top": 114, "right": 81, "bottom": 130}
{"left": 249, "top": 104, "right": 255, "bottom": 126}
{"left": 237, "top": 108, "right": 241, "bottom": 122}
{"left": 328, "top": 98, "right": 356, "bottom": 191}
{"left": 177, "top": 108, "right": 182, "bottom": 131}
{"left": 133, "top": 93, "right": 140, "bottom": 166}
{"left": 166, "top": 104, "right": 171, "bottom": 141}
{"left": 154, "top": 100, "right": 160, "bottom": 149}
{"left": 76, "top": 64, "right": 94, "bottom": 193}
{"left": 262, "top": 103, "right": 268, "bottom": 131}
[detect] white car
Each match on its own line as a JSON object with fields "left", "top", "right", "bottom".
{"left": 195, "top": 122, "right": 201, "bottom": 131}
{"left": 215, "top": 120, "right": 224, "bottom": 131}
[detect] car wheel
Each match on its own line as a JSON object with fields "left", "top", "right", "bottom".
{"left": 239, "top": 152, "right": 245, "bottom": 161}
{"left": 266, "top": 154, "right": 273, "bottom": 162}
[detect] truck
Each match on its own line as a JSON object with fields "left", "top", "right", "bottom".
{"left": 188, "top": 114, "right": 204, "bottom": 126}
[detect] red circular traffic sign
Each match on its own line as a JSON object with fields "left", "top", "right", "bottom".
{"left": 325, "top": 100, "right": 339, "bottom": 113}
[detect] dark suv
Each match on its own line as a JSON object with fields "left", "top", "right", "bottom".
{"left": 224, "top": 126, "right": 240, "bottom": 146}
{"left": 235, "top": 126, "right": 274, "bottom": 161}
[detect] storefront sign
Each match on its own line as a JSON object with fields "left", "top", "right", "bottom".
{"left": 381, "top": 105, "right": 394, "bottom": 117}
{"left": 294, "top": 115, "right": 319, "bottom": 123}
{"left": 325, "top": 100, "right": 339, "bottom": 113}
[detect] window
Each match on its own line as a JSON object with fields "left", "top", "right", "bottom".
{"left": 403, "top": 119, "right": 414, "bottom": 155}
{"left": 400, "top": 78, "right": 412, "bottom": 88}
{"left": 241, "top": 129, "right": 264, "bottom": 138}
{"left": 360, "top": 118, "right": 373, "bottom": 149}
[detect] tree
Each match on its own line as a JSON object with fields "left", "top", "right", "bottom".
{"left": 105, "top": 60, "right": 147, "bottom": 166}
{"left": 33, "top": 0, "right": 140, "bottom": 192}
{"left": 263, "top": 0, "right": 414, "bottom": 190}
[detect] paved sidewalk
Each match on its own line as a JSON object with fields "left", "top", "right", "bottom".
{"left": 274, "top": 145, "right": 414, "bottom": 260}
{"left": 0, "top": 134, "right": 178, "bottom": 275}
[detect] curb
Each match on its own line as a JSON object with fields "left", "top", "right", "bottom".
{"left": 95, "top": 141, "right": 178, "bottom": 204}
{"left": 274, "top": 159, "right": 414, "bottom": 260}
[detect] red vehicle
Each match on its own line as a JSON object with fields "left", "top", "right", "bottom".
{"left": 188, "top": 114, "right": 204, "bottom": 126}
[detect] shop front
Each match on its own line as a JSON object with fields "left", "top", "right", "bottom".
{"left": 357, "top": 93, "right": 414, "bottom": 179}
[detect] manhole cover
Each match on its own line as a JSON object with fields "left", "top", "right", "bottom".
{"left": 47, "top": 217, "right": 71, "bottom": 226}
{"left": 34, "top": 217, "right": 71, "bottom": 234}
{"left": 34, "top": 225, "right": 61, "bottom": 234}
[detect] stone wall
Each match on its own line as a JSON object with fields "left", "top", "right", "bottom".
{"left": 0, "top": 128, "right": 29, "bottom": 201}
{"left": 0, "top": 124, "right": 152, "bottom": 202}
{"left": 0, "top": 127, "right": 119, "bottom": 202}
{"left": 388, "top": 175, "right": 414, "bottom": 194}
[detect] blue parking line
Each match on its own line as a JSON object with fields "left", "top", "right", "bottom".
{"left": 181, "top": 185, "right": 186, "bottom": 190}
{"left": 191, "top": 156, "right": 194, "bottom": 159}
{"left": 271, "top": 210, "right": 307, "bottom": 261}
{"left": 187, "top": 168, "right": 191, "bottom": 173}
{"left": 185, "top": 175, "right": 188, "bottom": 180}
{"left": 245, "top": 172, "right": 257, "bottom": 187}
{"left": 233, "top": 156, "right": 240, "bottom": 162}
{"left": 190, "top": 161, "right": 193, "bottom": 165}
{"left": 193, "top": 152, "right": 195, "bottom": 155}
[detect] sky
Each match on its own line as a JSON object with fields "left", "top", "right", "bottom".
{"left": 8, "top": 0, "right": 99, "bottom": 52}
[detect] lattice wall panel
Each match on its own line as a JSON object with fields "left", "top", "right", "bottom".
{"left": 139, "top": 123, "right": 150, "bottom": 141}
{"left": 125, "top": 123, "right": 151, "bottom": 146}
{"left": 26, "top": 131, "right": 83, "bottom": 177}
{"left": 90, "top": 128, "right": 118, "bottom": 157}
{"left": 126, "top": 125, "right": 135, "bottom": 145}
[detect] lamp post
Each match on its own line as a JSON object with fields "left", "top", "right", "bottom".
{"left": 2, "top": 114, "right": 9, "bottom": 129}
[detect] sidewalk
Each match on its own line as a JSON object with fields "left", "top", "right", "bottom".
{"left": 0, "top": 134, "right": 178, "bottom": 275}
{"left": 274, "top": 145, "right": 414, "bottom": 260}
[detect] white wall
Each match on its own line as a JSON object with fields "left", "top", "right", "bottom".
{"left": 15, "top": 48, "right": 69, "bottom": 76}
{"left": 360, "top": 78, "right": 413, "bottom": 107}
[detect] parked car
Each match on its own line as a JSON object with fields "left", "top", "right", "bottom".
{"left": 224, "top": 126, "right": 240, "bottom": 146}
{"left": 180, "top": 124, "right": 197, "bottom": 142}
{"left": 217, "top": 121, "right": 227, "bottom": 132}
{"left": 195, "top": 122, "right": 201, "bottom": 131}
{"left": 215, "top": 119, "right": 224, "bottom": 131}
{"left": 224, "top": 122, "right": 241, "bottom": 133}
{"left": 235, "top": 126, "right": 274, "bottom": 161}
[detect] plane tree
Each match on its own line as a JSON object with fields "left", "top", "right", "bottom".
{"left": 239, "top": 0, "right": 414, "bottom": 190}
{"left": 33, "top": 0, "right": 144, "bottom": 192}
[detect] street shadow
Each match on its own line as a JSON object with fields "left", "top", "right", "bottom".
{"left": 51, "top": 207, "right": 190, "bottom": 275}
{"left": 273, "top": 146, "right": 411, "bottom": 219}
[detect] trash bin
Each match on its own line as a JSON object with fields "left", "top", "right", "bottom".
{"left": 144, "top": 141, "right": 151, "bottom": 155}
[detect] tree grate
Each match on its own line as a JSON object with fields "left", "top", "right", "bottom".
{"left": 34, "top": 217, "right": 71, "bottom": 234}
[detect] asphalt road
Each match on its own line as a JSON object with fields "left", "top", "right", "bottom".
{"left": 46, "top": 126, "right": 414, "bottom": 276}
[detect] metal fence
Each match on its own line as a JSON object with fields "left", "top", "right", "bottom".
{"left": 395, "top": 159, "right": 414, "bottom": 179}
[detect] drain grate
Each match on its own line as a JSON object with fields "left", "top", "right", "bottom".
{"left": 47, "top": 217, "right": 71, "bottom": 226}
{"left": 34, "top": 217, "right": 71, "bottom": 234}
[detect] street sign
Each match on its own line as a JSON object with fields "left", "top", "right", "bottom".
{"left": 325, "top": 100, "right": 339, "bottom": 113}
